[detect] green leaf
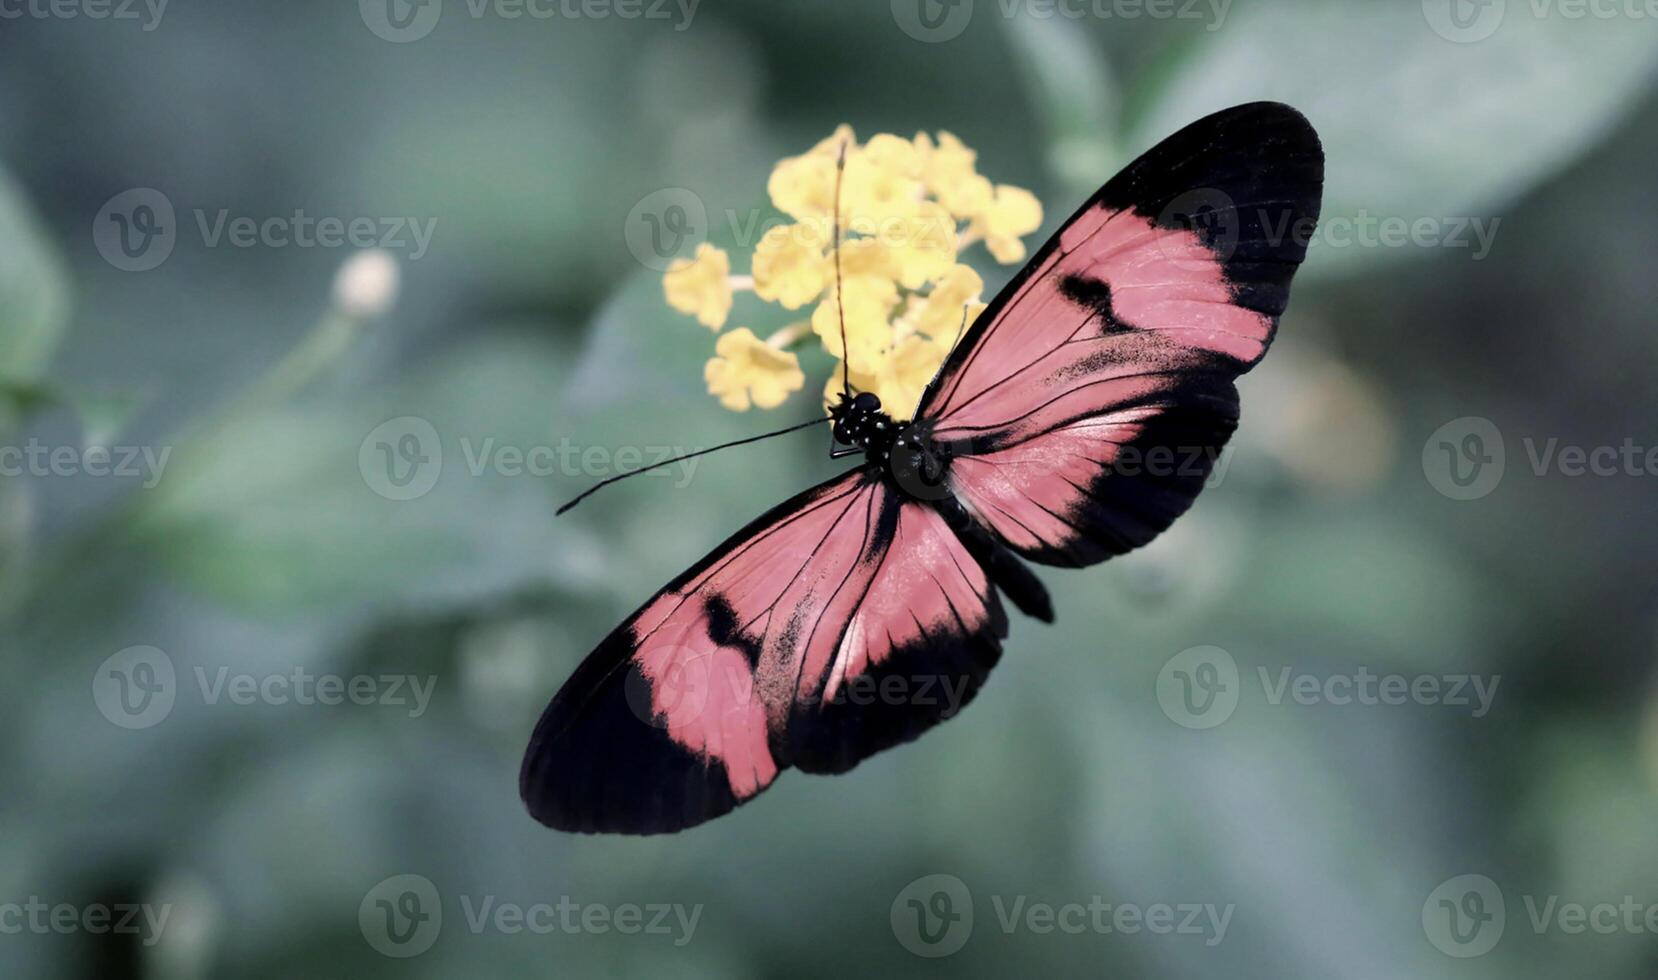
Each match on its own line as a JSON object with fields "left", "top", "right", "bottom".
{"left": 1129, "top": 0, "right": 1658, "bottom": 277}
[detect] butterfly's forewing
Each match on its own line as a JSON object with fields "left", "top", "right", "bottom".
{"left": 521, "top": 471, "right": 1007, "bottom": 834}
{"left": 917, "top": 101, "right": 1324, "bottom": 566}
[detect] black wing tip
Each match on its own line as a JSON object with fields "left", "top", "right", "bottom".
{"left": 519, "top": 652, "right": 742, "bottom": 836}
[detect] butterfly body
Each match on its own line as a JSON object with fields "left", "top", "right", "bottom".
{"left": 525, "top": 102, "right": 1325, "bottom": 834}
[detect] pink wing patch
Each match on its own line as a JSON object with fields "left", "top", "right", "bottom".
{"left": 946, "top": 379, "right": 1238, "bottom": 566}
{"left": 909, "top": 101, "right": 1323, "bottom": 568}
{"left": 522, "top": 472, "right": 1010, "bottom": 833}
{"left": 925, "top": 206, "right": 1267, "bottom": 429}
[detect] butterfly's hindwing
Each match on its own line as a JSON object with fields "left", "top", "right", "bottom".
{"left": 522, "top": 472, "right": 1014, "bottom": 833}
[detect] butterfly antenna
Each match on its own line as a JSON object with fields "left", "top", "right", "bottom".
{"left": 554, "top": 416, "right": 830, "bottom": 516}
{"left": 832, "top": 138, "right": 851, "bottom": 402}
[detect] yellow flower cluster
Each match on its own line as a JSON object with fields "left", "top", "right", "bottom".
{"left": 662, "top": 126, "right": 1041, "bottom": 418}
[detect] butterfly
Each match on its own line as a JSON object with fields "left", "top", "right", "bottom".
{"left": 522, "top": 102, "right": 1324, "bottom": 834}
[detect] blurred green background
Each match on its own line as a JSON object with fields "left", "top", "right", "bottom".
{"left": 2, "top": 0, "right": 1657, "bottom": 976}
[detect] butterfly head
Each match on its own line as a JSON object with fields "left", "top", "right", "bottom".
{"left": 829, "top": 391, "right": 886, "bottom": 445}
{"left": 830, "top": 391, "right": 954, "bottom": 498}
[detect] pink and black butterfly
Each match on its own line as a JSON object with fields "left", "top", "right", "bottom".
{"left": 523, "top": 102, "right": 1324, "bottom": 833}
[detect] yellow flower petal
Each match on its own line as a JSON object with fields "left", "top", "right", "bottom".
{"left": 821, "top": 334, "right": 948, "bottom": 422}
{"left": 811, "top": 276, "right": 897, "bottom": 374}
{"left": 752, "top": 222, "right": 830, "bottom": 310}
{"left": 769, "top": 125, "right": 857, "bottom": 222}
{"left": 837, "top": 236, "right": 899, "bottom": 283}
{"left": 843, "top": 133, "right": 924, "bottom": 232}
{"left": 704, "top": 327, "right": 805, "bottom": 412}
{"left": 911, "top": 263, "right": 983, "bottom": 341}
{"left": 662, "top": 243, "right": 732, "bottom": 330}
{"left": 916, "top": 131, "right": 994, "bottom": 220}
{"left": 881, "top": 200, "right": 958, "bottom": 290}
{"left": 876, "top": 333, "right": 948, "bottom": 420}
{"left": 973, "top": 184, "right": 1043, "bottom": 265}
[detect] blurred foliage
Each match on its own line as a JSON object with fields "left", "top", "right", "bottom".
{"left": 1, "top": 1, "right": 1656, "bottom": 978}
